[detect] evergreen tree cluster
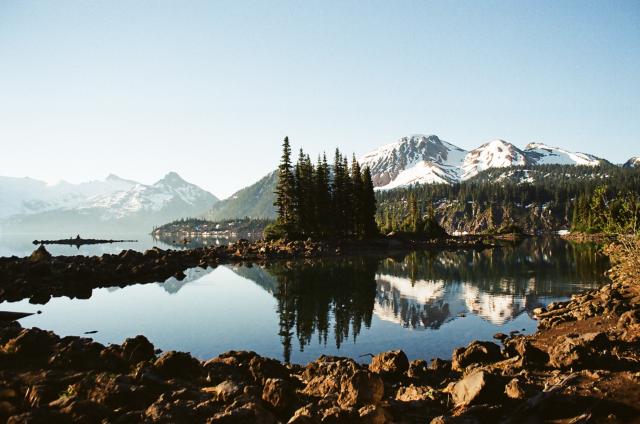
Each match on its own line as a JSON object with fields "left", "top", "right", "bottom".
{"left": 268, "top": 136, "right": 378, "bottom": 240}
{"left": 572, "top": 185, "right": 640, "bottom": 234}
{"left": 376, "top": 164, "right": 640, "bottom": 234}
{"left": 378, "top": 192, "right": 446, "bottom": 237}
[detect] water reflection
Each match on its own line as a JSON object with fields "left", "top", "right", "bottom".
{"left": 1, "top": 238, "right": 610, "bottom": 363}
{"left": 264, "top": 258, "right": 379, "bottom": 363}
{"left": 231, "top": 238, "right": 609, "bottom": 362}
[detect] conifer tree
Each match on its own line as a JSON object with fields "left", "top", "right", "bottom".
{"left": 361, "top": 167, "right": 378, "bottom": 236}
{"left": 274, "top": 136, "right": 295, "bottom": 228}
{"left": 350, "top": 155, "right": 362, "bottom": 236}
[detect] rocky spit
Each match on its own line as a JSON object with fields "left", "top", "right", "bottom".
{"left": 0, "top": 236, "right": 491, "bottom": 304}
{"left": 0, "top": 239, "right": 638, "bottom": 423}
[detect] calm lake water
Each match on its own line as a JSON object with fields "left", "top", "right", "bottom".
{"left": 0, "top": 237, "right": 609, "bottom": 364}
{"left": 0, "top": 232, "right": 229, "bottom": 257}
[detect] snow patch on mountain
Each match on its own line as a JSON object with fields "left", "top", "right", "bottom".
{"left": 461, "top": 139, "right": 527, "bottom": 180}
{"left": 360, "top": 134, "right": 611, "bottom": 190}
{"left": 0, "top": 172, "right": 218, "bottom": 223}
{"left": 525, "top": 143, "right": 602, "bottom": 166}
{"left": 623, "top": 156, "right": 640, "bottom": 168}
{"left": 359, "top": 134, "right": 467, "bottom": 189}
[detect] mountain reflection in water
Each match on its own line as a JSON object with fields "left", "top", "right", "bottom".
{"left": 227, "top": 238, "right": 609, "bottom": 362}
{"left": 2, "top": 237, "right": 610, "bottom": 363}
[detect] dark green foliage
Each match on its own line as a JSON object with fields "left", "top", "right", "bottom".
{"left": 155, "top": 217, "right": 272, "bottom": 236}
{"left": 274, "top": 136, "right": 296, "bottom": 227}
{"left": 263, "top": 222, "right": 292, "bottom": 241}
{"left": 376, "top": 164, "right": 640, "bottom": 235}
{"left": 272, "top": 139, "right": 378, "bottom": 240}
{"left": 571, "top": 185, "right": 640, "bottom": 234}
{"left": 207, "top": 171, "right": 277, "bottom": 221}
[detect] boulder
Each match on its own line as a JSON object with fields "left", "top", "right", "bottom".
{"left": 122, "top": 335, "right": 155, "bottom": 364}
{"left": 249, "top": 356, "right": 290, "bottom": 384}
{"left": 504, "top": 378, "right": 527, "bottom": 399}
{"left": 358, "top": 404, "right": 390, "bottom": 424}
{"left": 3, "top": 328, "right": 57, "bottom": 358}
{"left": 202, "top": 380, "right": 242, "bottom": 403}
{"left": 154, "top": 351, "right": 202, "bottom": 379}
{"left": 369, "top": 350, "right": 409, "bottom": 377}
{"left": 302, "top": 356, "right": 359, "bottom": 398}
{"left": 451, "top": 341, "right": 502, "bottom": 371}
{"left": 548, "top": 332, "right": 609, "bottom": 369}
{"left": 262, "top": 378, "right": 295, "bottom": 412}
{"left": 208, "top": 401, "right": 278, "bottom": 423}
{"left": 337, "top": 370, "right": 384, "bottom": 408}
{"left": 448, "top": 370, "right": 503, "bottom": 407}
{"left": 395, "top": 384, "right": 437, "bottom": 408}
{"left": 29, "top": 245, "right": 51, "bottom": 262}
{"left": 504, "top": 338, "right": 548, "bottom": 367}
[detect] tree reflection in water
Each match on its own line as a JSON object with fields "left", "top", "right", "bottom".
{"left": 265, "top": 258, "right": 379, "bottom": 363}
{"left": 242, "top": 238, "right": 609, "bottom": 363}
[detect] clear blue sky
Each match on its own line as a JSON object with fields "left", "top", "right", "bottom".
{"left": 0, "top": 0, "right": 638, "bottom": 198}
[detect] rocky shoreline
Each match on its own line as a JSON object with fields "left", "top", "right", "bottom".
{"left": 0, "top": 236, "right": 492, "bottom": 304}
{"left": 0, "top": 239, "right": 639, "bottom": 423}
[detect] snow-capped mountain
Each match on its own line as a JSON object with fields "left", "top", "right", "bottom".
{"left": 359, "top": 134, "right": 606, "bottom": 189}
{"left": 359, "top": 135, "right": 467, "bottom": 187}
{"left": 524, "top": 143, "right": 602, "bottom": 166}
{"left": 0, "top": 172, "right": 218, "bottom": 232}
{"left": 0, "top": 174, "right": 137, "bottom": 219}
{"left": 623, "top": 156, "right": 640, "bottom": 168}
{"left": 461, "top": 139, "right": 527, "bottom": 180}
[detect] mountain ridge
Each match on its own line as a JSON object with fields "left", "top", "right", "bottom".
{"left": 359, "top": 135, "right": 607, "bottom": 189}
{"left": 0, "top": 172, "right": 219, "bottom": 233}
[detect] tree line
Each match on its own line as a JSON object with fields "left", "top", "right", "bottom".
{"left": 572, "top": 185, "right": 640, "bottom": 234}
{"left": 268, "top": 136, "right": 378, "bottom": 240}
{"left": 375, "top": 164, "right": 640, "bottom": 234}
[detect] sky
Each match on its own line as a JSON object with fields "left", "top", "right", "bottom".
{"left": 0, "top": 1, "right": 638, "bottom": 198}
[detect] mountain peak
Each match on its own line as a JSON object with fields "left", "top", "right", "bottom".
{"left": 106, "top": 173, "right": 125, "bottom": 181}
{"left": 156, "top": 171, "right": 187, "bottom": 185}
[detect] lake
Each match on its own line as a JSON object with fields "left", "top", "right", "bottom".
{"left": 0, "top": 237, "right": 609, "bottom": 364}
{"left": 0, "top": 232, "right": 230, "bottom": 257}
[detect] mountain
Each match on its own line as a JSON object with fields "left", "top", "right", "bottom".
{"left": 460, "top": 139, "right": 528, "bottom": 180}
{"left": 0, "top": 174, "right": 137, "bottom": 219}
{"left": 524, "top": 143, "right": 603, "bottom": 166}
{"left": 623, "top": 156, "right": 640, "bottom": 168}
{"left": 206, "top": 171, "right": 277, "bottom": 221}
{"left": 0, "top": 172, "right": 218, "bottom": 233}
{"left": 359, "top": 135, "right": 467, "bottom": 188}
{"left": 359, "top": 135, "right": 605, "bottom": 189}
{"left": 204, "top": 134, "right": 612, "bottom": 221}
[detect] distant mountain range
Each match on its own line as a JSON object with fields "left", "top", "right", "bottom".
{"left": 205, "top": 134, "right": 636, "bottom": 221}
{"left": 0, "top": 172, "right": 218, "bottom": 233}
{"left": 1, "top": 134, "right": 637, "bottom": 231}
{"left": 359, "top": 135, "right": 605, "bottom": 188}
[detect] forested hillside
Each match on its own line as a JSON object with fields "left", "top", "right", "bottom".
{"left": 376, "top": 164, "right": 640, "bottom": 234}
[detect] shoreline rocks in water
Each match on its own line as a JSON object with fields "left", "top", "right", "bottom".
{"left": 1, "top": 240, "right": 639, "bottom": 423}
{"left": 0, "top": 236, "right": 493, "bottom": 304}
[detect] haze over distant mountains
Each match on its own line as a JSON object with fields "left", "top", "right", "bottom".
{"left": 1, "top": 134, "right": 637, "bottom": 231}
{"left": 0, "top": 172, "right": 218, "bottom": 233}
